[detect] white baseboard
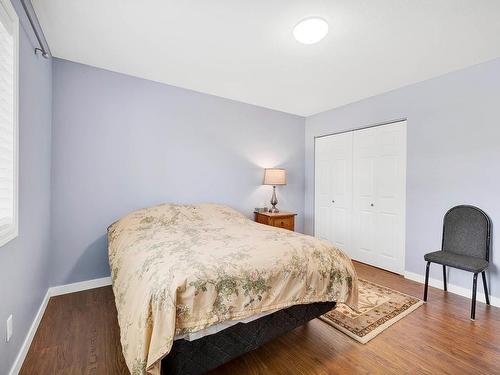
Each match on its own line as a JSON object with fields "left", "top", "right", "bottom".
{"left": 9, "top": 290, "right": 50, "bottom": 375}
{"left": 48, "top": 276, "right": 112, "bottom": 297}
{"left": 8, "top": 276, "right": 112, "bottom": 375}
{"left": 404, "top": 271, "right": 500, "bottom": 307}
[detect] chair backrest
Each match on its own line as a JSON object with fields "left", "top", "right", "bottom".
{"left": 442, "top": 205, "right": 491, "bottom": 261}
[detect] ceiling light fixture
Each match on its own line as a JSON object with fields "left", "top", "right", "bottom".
{"left": 293, "top": 17, "right": 329, "bottom": 45}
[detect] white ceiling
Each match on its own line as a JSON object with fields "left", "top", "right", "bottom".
{"left": 32, "top": 0, "right": 500, "bottom": 116}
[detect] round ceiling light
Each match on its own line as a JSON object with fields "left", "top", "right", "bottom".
{"left": 293, "top": 17, "right": 329, "bottom": 44}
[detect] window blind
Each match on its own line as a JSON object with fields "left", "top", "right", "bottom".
{"left": 0, "top": 2, "right": 16, "bottom": 240}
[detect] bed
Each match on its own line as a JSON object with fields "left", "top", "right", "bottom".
{"left": 108, "top": 203, "right": 358, "bottom": 375}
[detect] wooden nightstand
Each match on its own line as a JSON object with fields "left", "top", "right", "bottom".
{"left": 254, "top": 211, "right": 296, "bottom": 231}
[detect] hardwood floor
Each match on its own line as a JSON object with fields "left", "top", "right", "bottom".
{"left": 21, "top": 262, "right": 500, "bottom": 374}
{"left": 20, "top": 284, "right": 129, "bottom": 375}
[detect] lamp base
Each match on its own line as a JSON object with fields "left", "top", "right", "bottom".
{"left": 270, "top": 186, "right": 279, "bottom": 213}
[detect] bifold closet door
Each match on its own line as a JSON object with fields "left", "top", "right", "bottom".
{"left": 351, "top": 121, "right": 406, "bottom": 274}
{"left": 314, "top": 132, "right": 353, "bottom": 252}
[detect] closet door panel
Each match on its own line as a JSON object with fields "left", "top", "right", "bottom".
{"left": 352, "top": 121, "right": 406, "bottom": 274}
{"left": 314, "top": 132, "right": 353, "bottom": 252}
{"left": 314, "top": 138, "right": 333, "bottom": 241}
{"left": 352, "top": 127, "right": 378, "bottom": 263}
{"left": 376, "top": 125, "right": 404, "bottom": 212}
{"left": 329, "top": 132, "right": 353, "bottom": 251}
{"left": 373, "top": 121, "right": 406, "bottom": 272}
{"left": 357, "top": 209, "right": 377, "bottom": 265}
{"left": 378, "top": 212, "right": 398, "bottom": 259}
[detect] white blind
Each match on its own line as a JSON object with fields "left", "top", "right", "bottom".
{"left": 0, "top": 4, "right": 15, "bottom": 232}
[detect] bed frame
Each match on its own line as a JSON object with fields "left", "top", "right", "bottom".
{"left": 161, "top": 301, "right": 336, "bottom": 374}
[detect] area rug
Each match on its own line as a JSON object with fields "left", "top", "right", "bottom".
{"left": 320, "top": 279, "right": 423, "bottom": 344}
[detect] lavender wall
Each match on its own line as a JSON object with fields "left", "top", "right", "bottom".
{"left": 50, "top": 58, "right": 305, "bottom": 286}
{"left": 0, "top": 1, "right": 52, "bottom": 373}
{"left": 305, "top": 58, "right": 500, "bottom": 299}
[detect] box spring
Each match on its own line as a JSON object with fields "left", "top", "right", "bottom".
{"left": 161, "top": 301, "right": 336, "bottom": 374}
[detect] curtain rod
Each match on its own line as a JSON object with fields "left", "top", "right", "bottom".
{"left": 20, "top": 0, "right": 50, "bottom": 58}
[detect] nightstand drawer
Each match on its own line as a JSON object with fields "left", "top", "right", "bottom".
{"left": 254, "top": 212, "right": 296, "bottom": 231}
{"left": 271, "top": 216, "right": 294, "bottom": 230}
{"left": 256, "top": 214, "right": 270, "bottom": 225}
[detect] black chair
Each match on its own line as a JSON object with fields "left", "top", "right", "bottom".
{"left": 423, "top": 205, "right": 491, "bottom": 320}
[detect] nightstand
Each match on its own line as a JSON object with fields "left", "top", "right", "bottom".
{"left": 254, "top": 211, "right": 296, "bottom": 231}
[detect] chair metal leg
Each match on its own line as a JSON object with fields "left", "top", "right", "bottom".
{"left": 442, "top": 265, "right": 447, "bottom": 291}
{"left": 482, "top": 271, "right": 490, "bottom": 305}
{"left": 424, "top": 261, "right": 431, "bottom": 301}
{"left": 471, "top": 273, "right": 478, "bottom": 320}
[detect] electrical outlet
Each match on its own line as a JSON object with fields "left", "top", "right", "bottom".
{"left": 6, "top": 315, "right": 12, "bottom": 342}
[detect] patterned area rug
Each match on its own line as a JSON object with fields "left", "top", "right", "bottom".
{"left": 320, "top": 279, "right": 423, "bottom": 344}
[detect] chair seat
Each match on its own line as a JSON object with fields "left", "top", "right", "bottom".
{"left": 424, "top": 251, "right": 488, "bottom": 273}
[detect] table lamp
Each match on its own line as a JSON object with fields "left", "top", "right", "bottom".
{"left": 263, "top": 168, "right": 286, "bottom": 213}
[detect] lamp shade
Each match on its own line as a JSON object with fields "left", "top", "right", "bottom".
{"left": 263, "top": 168, "right": 286, "bottom": 185}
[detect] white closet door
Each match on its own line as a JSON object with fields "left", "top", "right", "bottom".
{"left": 352, "top": 121, "right": 406, "bottom": 273}
{"left": 351, "top": 126, "right": 378, "bottom": 267}
{"left": 314, "top": 132, "right": 353, "bottom": 252}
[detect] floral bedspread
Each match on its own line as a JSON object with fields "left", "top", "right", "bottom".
{"left": 108, "top": 203, "right": 358, "bottom": 375}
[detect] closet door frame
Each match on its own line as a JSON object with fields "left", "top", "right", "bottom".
{"left": 313, "top": 118, "right": 407, "bottom": 274}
